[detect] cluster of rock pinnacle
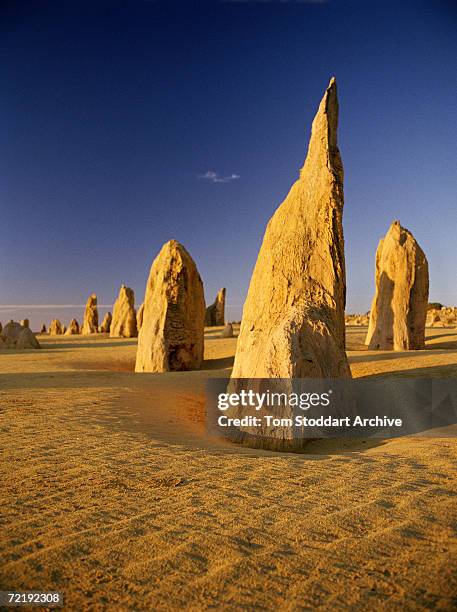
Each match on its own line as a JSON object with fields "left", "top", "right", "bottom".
{"left": 2, "top": 78, "right": 433, "bottom": 386}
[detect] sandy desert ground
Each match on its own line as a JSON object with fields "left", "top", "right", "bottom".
{"left": 1, "top": 326, "right": 457, "bottom": 610}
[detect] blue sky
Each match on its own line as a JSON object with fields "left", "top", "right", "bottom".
{"left": 1, "top": 0, "right": 456, "bottom": 328}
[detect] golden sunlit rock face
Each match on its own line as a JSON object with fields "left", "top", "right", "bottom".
{"left": 231, "top": 78, "right": 351, "bottom": 379}
{"left": 80, "top": 293, "right": 98, "bottom": 335}
{"left": 135, "top": 240, "right": 205, "bottom": 373}
{"left": 136, "top": 302, "right": 144, "bottom": 331}
{"left": 99, "top": 311, "right": 112, "bottom": 333}
{"left": 49, "top": 318, "right": 63, "bottom": 335}
{"left": 110, "top": 285, "right": 138, "bottom": 338}
{"left": 366, "top": 220, "right": 429, "bottom": 351}
{"left": 65, "top": 318, "right": 80, "bottom": 335}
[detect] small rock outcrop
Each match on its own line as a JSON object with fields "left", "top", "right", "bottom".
{"left": 20, "top": 319, "right": 29, "bottom": 329}
{"left": 16, "top": 328, "right": 41, "bottom": 349}
{"left": 1, "top": 320, "right": 40, "bottom": 349}
{"left": 205, "top": 288, "right": 226, "bottom": 326}
{"left": 135, "top": 240, "right": 205, "bottom": 372}
{"left": 365, "top": 220, "right": 429, "bottom": 350}
{"left": 81, "top": 293, "right": 98, "bottom": 335}
{"left": 221, "top": 322, "right": 234, "bottom": 338}
{"left": 345, "top": 313, "right": 370, "bottom": 327}
{"left": 49, "top": 319, "right": 63, "bottom": 335}
{"left": 230, "top": 78, "right": 350, "bottom": 380}
{"left": 40, "top": 324, "right": 47, "bottom": 333}
{"left": 1, "top": 321, "right": 23, "bottom": 347}
{"left": 65, "top": 319, "right": 80, "bottom": 335}
{"left": 136, "top": 303, "right": 144, "bottom": 332}
{"left": 110, "top": 286, "right": 137, "bottom": 338}
{"left": 99, "top": 312, "right": 112, "bottom": 333}
{"left": 426, "top": 306, "right": 456, "bottom": 328}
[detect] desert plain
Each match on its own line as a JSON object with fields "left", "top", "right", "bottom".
{"left": 1, "top": 325, "right": 456, "bottom": 610}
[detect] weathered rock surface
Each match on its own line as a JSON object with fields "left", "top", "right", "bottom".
{"left": 205, "top": 288, "right": 226, "bottom": 326}
{"left": 230, "top": 78, "right": 350, "bottom": 380}
{"left": 135, "top": 240, "right": 205, "bottom": 372}
{"left": 110, "top": 286, "right": 137, "bottom": 338}
{"left": 1, "top": 320, "right": 40, "bottom": 349}
{"left": 49, "top": 319, "right": 63, "bottom": 335}
{"left": 365, "top": 220, "right": 429, "bottom": 350}
{"left": 65, "top": 319, "right": 80, "bottom": 335}
{"left": 345, "top": 313, "right": 370, "bottom": 327}
{"left": 81, "top": 293, "right": 98, "bottom": 335}
{"left": 1, "top": 321, "right": 24, "bottom": 347}
{"left": 99, "top": 312, "right": 112, "bottom": 333}
{"left": 221, "top": 322, "right": 234, "bottom": 338}
{"left": 16, "top": 328, "right": 41, "bottom": 349}
{"left": 136, "top": 303, "right": 144, "bottom": 331}
{"left": 426, "top": 306, "right": 457, "bottom": 328}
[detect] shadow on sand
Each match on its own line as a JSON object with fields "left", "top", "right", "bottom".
{"left": 201, "top": 356, "right": 234, "bottom": 370}
{"left": 40, "top": 340, "right": 138, "bottom": 350}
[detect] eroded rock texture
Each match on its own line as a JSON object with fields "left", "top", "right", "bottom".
{"left": 81, "top": 294, "right": 98, "bottom": 335}
{"left": 49, "top": 319, "right": 63, "bottom": 335}
{"left": 136, "top": 303, "right": 144, "bottom": 332}
{"left": 99, "top": 312, "right": 112, "bottom": 333}
{"left": 231, "top": 78, "right": 350, "bottom": 380}
{"left": 135, "top": 240, "right": 205, "bottom": 373}
{"left": 205, "top": 288, "right": 226, "bottom": 326}
{"left": 1, "top": 321, "right": 40, "bottom": 349}
{"left": 65, "top": 319, "right": 80, "bottom": 335}
{"left": 365, "top": 220, "right": 429, "bottom": 350}
{"left": 110, "top": 286, "right": 137, "bottom": 338}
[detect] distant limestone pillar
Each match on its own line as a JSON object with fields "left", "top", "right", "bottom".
{"left": 136, "top": 303, "right": 144, "bottom": 331}
{"left": 231, "top": 78, "right": 351, "bottom": 380}
{"left": 49, "top": 319, "right": 63, "bottom": 335}
{"left": 110, "top": 285, "right": 138, "bottom": 338}
{"left": 99, "top": 312, "right": 112, "bottom": 333}
{"left": 135, "top": 240, "right": 205, "bottom": 372}
{"left": 65, "top": 319, "right": 80, "bottom": 335}
{"left": 81, "top": 293, "right": 98, "bottom": 335}
{"left": 365, "top": 220, "right": 429, "bottom": 350}
{"left": 205, "top": 288, "right": 226, "bottom": 326}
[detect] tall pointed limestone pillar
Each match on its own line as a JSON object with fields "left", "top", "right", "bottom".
{"left": 205, "top": 288, "right": 226, "bottom": 326}
{"left": 81, "top": 293, "right": 98, "bottom": 335}
{"left": 110, "top": 285, "right": 137, "bottom": 338}
{"left": 231, "top": 78, "right": 351, "bottom": 380}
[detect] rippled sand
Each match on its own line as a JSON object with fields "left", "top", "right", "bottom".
{"left": 1, "top": 327, "right": 456, "bottom": 610}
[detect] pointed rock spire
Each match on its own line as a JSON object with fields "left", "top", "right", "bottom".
{"left": 81, "top": 293, "right": 98, "bottom": 335}
{"left": 110, "top": 285, "right": 137, "bottom": 338}
{"left": 230, "top": 78, "right": 350, "bottom": 380}
{"left": 205, "top": 288, "right": 226, "bottom": 326}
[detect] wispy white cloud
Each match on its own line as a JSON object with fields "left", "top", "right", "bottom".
{"left": 198, "top": 170, "right": 240, "bottom": 184}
